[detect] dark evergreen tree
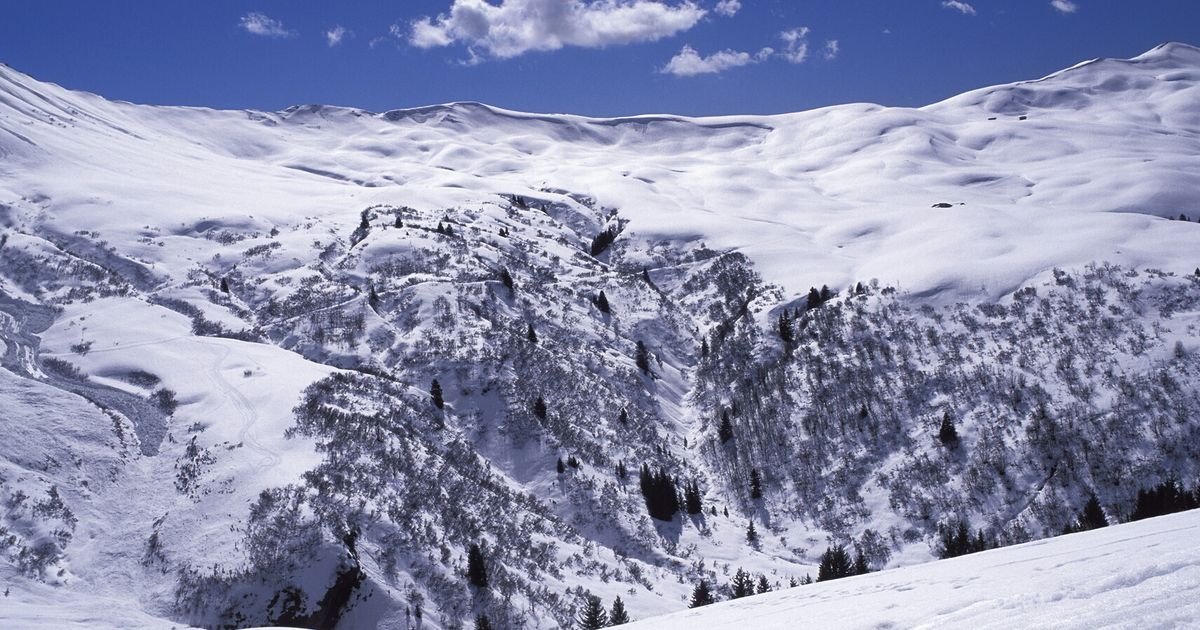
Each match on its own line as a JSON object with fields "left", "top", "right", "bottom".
{"left": 777, "top": 310, "right": 794, "bottom": 343}
{"left": 1077, "top": 494, "right": 1108, "bottom": 531}
{"left": 608, "top": 596, "right": 631, "bottom": 625}
{"left": 368, "top": 285, "right": 379, "bottom": 309}
{"left": 618, "top": 408, "right": 628, "bottom": 424}
{"left": 820, "top": 284, "right": 833, "bottom": 301}
{"left": 590, "top": 226, "right": 619, "bottom": 256}
{"left": 730, "top": 568, "right": 755, "bottom": 599}
{"left": 532, "top": 396, "right": 547, "bottom": 420}
{"left": 444, "top": 223, "right": 454, "bottom": 236}
{"left": 526, "top": 324, "right": 538, "bottom": 343}
{"left": 684, "top": 481, "right": 703, "bottom": 515}
{"left": 1131, "top": 480, "right": 1200, "bottom": 521}
{"left": 394, "top": 216, "right": 403, "bottom": 228}
{"left": 700, "top": 337, "right": 710, "bottom": 358}
{"left": 595, "top": 290, "right": 611, "bottom": 313}
{"left": 500, "top": 268, "right": 514, "bottom": 291}
{"left": 938, "top": 412, "right": 959, "bottom": 448}
{"left": 806, "top": 287, "right": 823, "bottom": 310}
{"left": 577, "top": 594, "right": 609, "bottom": 630}
{"left": 639, "top": 464, "right": 680, "bottom": 521}
{"left": 474, "top": 614, "right": 492, "bottom": 630}
{"left": 756, "top": 575, "right": 771, "bottom": 594}
{"left": 616, "top": 461, "right": 628, "bottom": 479}
{"left": 567, "top": 455, "right": 580, "bottom": 469}
{"left": 436, "top": 222, "right": 446, "bottom": 234}
{"left": 557, "top": 458, "right": 566, "bottom": 474}
{"left": 635, "top": 341, "right": 651, "bottom": 374}
{"left": 219, "top": 277, "right": 230, "bottom": 293}
{"left": 749, "top": 468, "right": 763, "bottom": 500}
{"left": 816, "top": 545, "right": 853, "bottom": 582}
{"left": 938, "top": 519, "right": 990, "bottom": 558}
{"left": 746, "top": 520, "right": 759, "bottom": 544}
{"left": 718, "top": 410, "right": 734, "bottom": 444}
{"left": 852, "top": 548, "right": 870, "bottom": 575}
{"left": 430, "top": 379, "right": 444, "bottom": 410}
{"left": 855, "top": 281, "right": 865, "bottom": 295}
{"left": 689, "top": 580, "right": 715, "bottom": 608}
{"left": 466, "top": 543, "right": 488, "bottom": 588}
{"left": 642, "top": 268, "right": 652, "bottom": 284}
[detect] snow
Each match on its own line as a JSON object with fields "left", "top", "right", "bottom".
{"left": 627, "top": 509, "right": 1200, "bottom": 629}
{"left": 0, "top": 42, "right": 1198, "bottom": 628}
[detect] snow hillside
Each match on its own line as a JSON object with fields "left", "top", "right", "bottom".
{"left": 626, "top": 508, "right": 1200, "bottom": 630}
{"left": 0, "top": 43, "right": 1198, "bottom": 628}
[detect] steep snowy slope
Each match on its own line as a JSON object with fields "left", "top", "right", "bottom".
{"left": 626, "top": 509, "right": 1200, "bottom": 629}
{"left": 0, "top": 44, "right": 1198, "bottom": 629}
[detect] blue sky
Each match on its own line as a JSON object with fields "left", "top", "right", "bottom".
{"left": 1, "top": 1, "right": 1197, "bottom": 117}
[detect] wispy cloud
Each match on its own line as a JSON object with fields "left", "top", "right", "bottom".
{"left": 941, "top": 1, "right": 976, "bottom": 15}
{"left": 661, "top": 44, "right": 771, "bottom": 76}
{"left": 326, "top": 26, "right": 351, "bottom": 47}
{"left": 409, "top": 0, "right": 707, "bottom": 61}
{"left": 714, "top": 0, "right": 741, "bottom": 17}
{"left": 239, "top": 12, "right": 294, "bottom": 38}
{"left": 1050, "top": 0, "right": 1079, "bottom": 14}
{"left": 779, "top": 27, "right": 810, "bottom": 64}
{"left": 823, "top": 39, "right": 840, "bottom": 61}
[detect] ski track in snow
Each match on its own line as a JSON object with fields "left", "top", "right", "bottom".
{"left": 192, "top": 338, "right": 282, "bottom": 470}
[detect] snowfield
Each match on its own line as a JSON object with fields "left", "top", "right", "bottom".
{"left": 627, "top": 509, "right": 1200, "bottom": 630}
{"left": 0, "top": 42, "right": 1198, "bottom": 628}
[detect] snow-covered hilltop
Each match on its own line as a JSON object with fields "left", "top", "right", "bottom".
{"left": 0, "top": 44, "right": 1198, "bottom": 629}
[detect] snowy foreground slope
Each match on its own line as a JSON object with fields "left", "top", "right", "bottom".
{"left": 627, "top": 509, "right": 1200, "bottom": 630}
{"left": 0, "top": 43, "right": 1198, "bottom": 628}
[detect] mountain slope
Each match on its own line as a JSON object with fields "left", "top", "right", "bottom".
{"left": 625, "top": 509, "right": 1200, "bottom": 629}
{"left": 0, "top": 44, "right": 1198, "bottom": 629}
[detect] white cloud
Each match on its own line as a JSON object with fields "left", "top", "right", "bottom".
{"left": 660, "top": 44, "right": 771, "bottom": 76}
{"left": 409, "top": 0, "right": 707, "bottom": 60}
{"left": 941, "top": 1, "right": 976, "bottom": 16}
{"left": 239, "top": 12, "right": 294, "bottom": 38}
{"left": 326, "top": 26, "right": 351, "bottom": 47}
{"left": 1051, "top": 0, "right": 1079, "bottom": 13}
{"left": 714, "top": 0, "right": 741, "bottom": 17}
{"left": 779, "top": 27, "right": 810, "bottom": 64}
{"left": 823, "top": 39, "right": 840, "bottom": 60}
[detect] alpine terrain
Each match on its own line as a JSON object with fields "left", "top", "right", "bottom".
{"left": 1, "top": 43, "right": 1199, "bottom": 629}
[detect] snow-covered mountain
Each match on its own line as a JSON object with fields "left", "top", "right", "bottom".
{"left": 0, "top": 43, "right": 1198, "bottom": 629}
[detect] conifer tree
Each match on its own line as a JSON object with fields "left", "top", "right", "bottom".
{"left": 685, "top": 481, "right": 703, "bottom": 515}
{"left": 938, "top": 412, "right": 959, "bottom": 448}
{"left": 718, "top": 411, "right": 734, "bottom": 444}
{"left": 608, "top": 596, "right": 631, "bottom": 625}
{"left": 730, "top": 568, "right": 755, "bottom": 599}
{"left": 577, "top": 594, "right": 609, "bottom": 630}
{"left": 526, "top": 324, "right": 538, "bottom": 343}
{"left": 474, "top": 614, "right": 492, "bottom": 630}
{"left": 749, "top": 469, "right": 763, "bottom": 500}
{"left": 700, "top": 337, "right": 709, "bottom": 358}
{"left": 1078, "top": 493, "right": 1108, "bottom": 530}
{"left": 746, "top": 520, "right": 759, "bottom": 544}
{"left": 500, "top": 268, "right": 514, "bottom": 291}
{"left": 853, "top": 548, "right": 870, "bottom": 575}
{"left": 817, "top": 545, "right": 853, "bottom": 582}
{"left": 820, "top": 285, "right": 833, "bottom": 301}
{"left": 806, "top": 287, "right": 822, "bottom": 310}
{"left": 689, "top": 580, "right": 715, "bottom": 608}
{"left": 557, "top": 458, "right": 566, "bottom": 474}
{"left": 777, "top": 310, "right": 794, "bottom": 343}
{"left": 394, "top": 216, "right": 403, "bottom": 228}
{"left": 533, "top": 396, "right": 547, "bottom": 420}
{"left": 756, "top": 575, "right": 771, "bottom": 594}
{"left": 635, "top": 341, "right": 651, "bottom": 374}
{"left": 618, "top": 408, "right": 628, "bottom": 424}
{"left": 220, "top": 277, "right": 230, "bottom": 293}
{"left": 430, "top": 379, "right": 444, "bottom": 410}
{"left": 595, "top": 290, "right": 611, "bottom": 313}
{"left": 466, "top": 543, "right": 488, "bottom": 588}
{"left": 368, "top": 285, "right": 379, "bottom": 309}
